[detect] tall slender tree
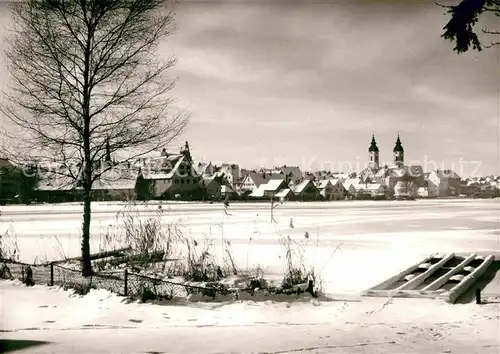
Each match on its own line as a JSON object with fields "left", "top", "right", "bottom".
{"left": 1, "top": 0, "right": 189, "bottom": 275}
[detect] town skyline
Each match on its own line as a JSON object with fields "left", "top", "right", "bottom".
{"left": 190, "top": 133, "right": 487, "bottom": 178}
{"left": 0, "top": 1, "right": 498, "bottom": 177}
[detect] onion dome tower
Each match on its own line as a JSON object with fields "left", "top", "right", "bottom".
{"left": 393, "top": 134, "right": 404, "bottom": 167}
{"left": 368, "top": 134, "right": 380, "bottom": 170}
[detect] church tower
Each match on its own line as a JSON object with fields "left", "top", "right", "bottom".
{"left": 181, "top": 141, "right": 192, "bottom": 163}
{"left": 393, "top": 134, "right": 404, "bottom": 167}
{"left": 368, "top": 134, "right": 380, "bottom": 170}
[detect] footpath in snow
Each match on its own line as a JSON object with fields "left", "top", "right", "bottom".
{"left": 1, "top": 280, "right": 499, "bottom": 354}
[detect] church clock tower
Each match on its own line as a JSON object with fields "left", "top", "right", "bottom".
{"left": 393, "top": 134, "right": 404, "bottom": 167}
{"left": 368, "top": 134, "right": 380, "bottom": 170}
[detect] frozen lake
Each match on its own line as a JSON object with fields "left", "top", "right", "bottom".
{"left": 1, "top": 199, "right": 498, "bottom": 295}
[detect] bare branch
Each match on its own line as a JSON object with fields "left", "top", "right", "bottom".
{"left": 1, "top": 0, "right": 188, "bottom": 275}
{"left": 2, "top": 0, "right": 187, "bottom": 186}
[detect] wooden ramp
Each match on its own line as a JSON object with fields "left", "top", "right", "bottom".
{"left": 362, "top": 253, "right": 496, "bottom": 303}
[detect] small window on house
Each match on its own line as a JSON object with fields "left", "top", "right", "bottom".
{"left": 174, "top": 179, "right": 179, "bottom": 184}
{"left": 181, "top": 179, "right": 184, "bottom": 184}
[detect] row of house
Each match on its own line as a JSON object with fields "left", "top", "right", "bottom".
{"left": 33, "top": 142, "right": 239, "bottom": 202}
{"left": 1, "top": 138, "right": 499, "bottom": 203}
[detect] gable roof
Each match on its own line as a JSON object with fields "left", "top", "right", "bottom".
{"left": 388, "top": 168, "right": 407, "bottom": 178}
{"left": 343, "top": 183, "right": 356, "bottom": 192}
{"left": 37, "top": 173, "right": 76, "bottom": 191}
{"left": 249, "top": 186, "right": 265, "bottom": 197}
{"left": 281, "top": 166, "right": 302, "bottom": 179}
{"left": 244, "top": 172, "right": 284, "bottom": 187}
{"left": 244, "top": 172, "right": 265, "bottom": 186}
{"left": 200, "top": 176, "right": 220, "bottom": 187}
{"left": 92, "top": 167, "right": 139, "bottom": 191}
{"left": 405, "top": 165, "right": 424, "bottom": 177}
{"left": 329, "top": 178, "right": 342, "bottom": 186}
{"left": 364, "top": 183, "right": 383, "bottom": 191}
{"left": 292, "top": 179, "right": 316, "bottom": 194}
{"left": 261, "top": 178, "right": 287, "bottom": 192}
{"left": 432, "top": 169, "right": 461, "bottom": 180}
{"left": 194, "top": 162, "right": 214, "bottom": 175}
{"left": 359, "top": 167, "right": 377, "bottom": 180}
{"left": 275, "top": 188, "right": 292, "bottom": 198}
{"left": 141, "top": 155, "right": 192, "bottom": 180}
{"left": 221, "top": 185, "right": 237, "bottom": 194}
{"left": 344, "top": 178, "right": 361, "bottom": 186}
{"left": 315, "top": 180, "right": 333, "bottom": 189}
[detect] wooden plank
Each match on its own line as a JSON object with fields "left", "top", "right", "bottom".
{"left": 422, "top": 253, "right": 477, "bottom": 291}
{"left": 396, "top": 253, "right": 455, "bottom": 291}
{"left": 367, "top": 254, "right": 437, "bottom": 291}
{"left": 445, "top": 255, "right": 495, "bottom": 304}
{"left": 51, "top": 247, "right": 132, "bottom": 264}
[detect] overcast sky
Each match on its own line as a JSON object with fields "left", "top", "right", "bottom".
{"left": 0, "top": 0, "right": 499, "bottom": 176}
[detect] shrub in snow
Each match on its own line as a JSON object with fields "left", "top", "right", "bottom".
{"left": 24, "top": 265, "right": 34, "bottom": 286}
{"left": 0, "top": 262, "right": 13, "bottom": 279}
{"left": 66, "top": 282, "right": 95, "bottom": 296}
{"left": 0, "top": 224, "right": 20, "bottom": 262}
{"left": 202, "top": 282, "right": 230, "bottom": 299}
{"left": 139, "top": 287, "right": 174, "bottom": 303}
{"left": 247, "top": 277, "right": 269, "bottom": 292}
{"left": 96, "top": 204, "right": 188, "bottom": 270}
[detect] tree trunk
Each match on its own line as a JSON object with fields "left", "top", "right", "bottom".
{"left": 81, "top": 192, "right": 93, "bottom": 276}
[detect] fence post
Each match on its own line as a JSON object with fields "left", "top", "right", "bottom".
{"left": 50, "top": 263, "right": 54, "bottom": 286}
{"left": 124, "top": 268, "right": 128, "bottom": 297}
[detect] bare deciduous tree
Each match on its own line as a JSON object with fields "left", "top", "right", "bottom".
{"left": 1, "top": 0, "right": 189, "bottom": 275}
{"left": 438, "top": 0, "right": 500, "bottom": 53}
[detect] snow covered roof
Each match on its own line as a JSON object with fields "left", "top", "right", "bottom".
{"left": 315, "top": 180, "right": 332, "bottom": 189}
{"left": 342, "top": 178, "right": 361, "bottom": 189}
{"left": 92, "top": 168, "right": 139, "bottom": 191}
{"left": 405, "top": 165, "right": 424, "bottom": 177}
{"left": 394, "top": 181, "right": 409, "bottom": 190}
{"left": 432, "top": 169, "right": 461, "bottom": 180}
{"left": 221, "top": 185, "right": 237, "bottom": 194}
{"left": 359, "top": 167, "right": 377, "bottom": 180}
{"left": 244, "top": 172, "right": 284, "bottom": 187}
{"left": 292, "top": 180, "right": 315, "bottom": 194}
{"left": 194, "top": 162, "right": 214, "bottom": 175}
{"left": 281, "top": 166, "right": 302, "bottom": 179}
{"left": 261, "top": 179, "right": 287, "bottom": 192}
{"left": 364, "top": 183, "right": 383, "bottom": 191}
{"left": 275, "top": 188, "right": 291, "bottom": 198}
{"left": 36, "top": 174, "right": 76, "bottom": 191}
{"left": 389, "top": 168, "right": 407, "bottom": 178}
{"left": 249, "top": 187, "right": 265, "bottom": 197}
{"left": 141, "top": 155, "right": 186, "bottom": 180}
{"left": 329, "top": 178, "right": 341, "bottom": 186}
{"left": 200, "top": 177, "right": 219, "bottom": 187}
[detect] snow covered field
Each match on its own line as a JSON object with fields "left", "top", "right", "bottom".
{"left": 1, "top": 200, "right": 499, "bottom": 353}
{"left": 1, "top": 199, "right": 499, "bottom": 295}
{"left": 1, "top": 279, "right": 499, "bottom": 353}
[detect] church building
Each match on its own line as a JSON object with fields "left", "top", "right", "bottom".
{"left": 359, "top": 134, "right": 425, "bottom": 195}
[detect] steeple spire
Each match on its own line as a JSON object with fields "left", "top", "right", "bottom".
{"left": 369, "top": 134, "right": 379, "bottom": 152}
{"left": 393, "top": 134, "right": 404, "bottom": 153}
{"left": 368, "top": 134, "right": 380, "bottom": 170}
{"left": 393, "top": 134, "right": 404, "bottom": 167}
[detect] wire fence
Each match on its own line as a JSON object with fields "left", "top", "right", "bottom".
{"left": 0, "top": 258, "right": 235, "bottom": 301}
